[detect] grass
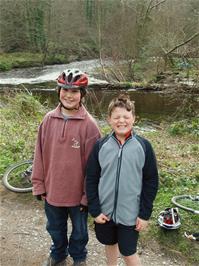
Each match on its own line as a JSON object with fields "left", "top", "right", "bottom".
{"left": 0, "top": 92, "right": 198, "bottom": 264}
{"left": 0, "top": 52, "right": 43, "bottom": 71}
{"left": 139, "top": 128, "right": 199, "bottom": 264}
{"left": 0, "top": 91, "right": 48, "bottom": 173}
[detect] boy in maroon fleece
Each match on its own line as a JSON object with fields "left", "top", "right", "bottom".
{"left": 31, "top": 69, "right": 101, "bottom": 266}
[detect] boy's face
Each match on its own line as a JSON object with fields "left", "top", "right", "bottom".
{"left": 108, "top": 107, "right": 135, "bottom": 138}
{"left": 60, "top": 88, "right": 81, "bottom": 110}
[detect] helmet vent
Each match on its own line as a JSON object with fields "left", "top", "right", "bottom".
{"left": 62, "top": 72, "right": 66, "bottom": 81}
{"left": 68, "top": 73, "right": 73, "bottom": 82}
{"left": 73, "top": 74, "right": 81, "bottom": 82}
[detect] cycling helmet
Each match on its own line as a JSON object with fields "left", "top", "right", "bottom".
{"left": 57, "top": 69, "right": 88, "bottom": 98}
{"left": 158, "top": 208, "right": 181, "bottom": 230}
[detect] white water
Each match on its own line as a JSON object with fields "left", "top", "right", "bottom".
{"left": 0, "top": 59, "right": 108, "bottom": 85}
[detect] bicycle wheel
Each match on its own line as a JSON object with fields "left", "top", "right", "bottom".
{"left": 2, "top": 160, "right": 33, "bottom": 193}
{"left": 171, "top": 195, "right": 199, "bottom": 214}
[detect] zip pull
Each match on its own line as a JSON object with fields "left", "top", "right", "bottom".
{"left": 118, "top": 145, "right": 122, "bottom": 158}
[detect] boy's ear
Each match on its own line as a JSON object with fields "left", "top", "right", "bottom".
{"left": 132, "top": 116, "right": 136, "bottom": 124}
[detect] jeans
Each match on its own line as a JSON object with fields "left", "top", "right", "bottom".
{"left": 44, "top": 200, "right": 88, "bottom": 263}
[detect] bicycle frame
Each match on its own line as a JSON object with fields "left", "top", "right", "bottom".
{"left": 171, "top": 195, "right": 199, "bottom": 214}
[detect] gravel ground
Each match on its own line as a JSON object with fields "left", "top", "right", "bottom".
{"left": 0, "top": 185, "right": 193, "bottom": 266}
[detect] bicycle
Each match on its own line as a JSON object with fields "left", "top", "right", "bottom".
{"left": 2, "top": 160, "right": 33, "bottom": 193}
{"left": 171, "top": 194, "right": 199, "bottom": 215}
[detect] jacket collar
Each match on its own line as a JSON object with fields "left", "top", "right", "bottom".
{"left": 112, "top": 130, "right": 133, "bottom": 144}
{"left": 50, "top": 103, "right": 87, "bottom": 120}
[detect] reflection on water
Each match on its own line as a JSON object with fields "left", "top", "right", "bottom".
{"left": 32, "top": 89, "right": 183, "bottom": 120}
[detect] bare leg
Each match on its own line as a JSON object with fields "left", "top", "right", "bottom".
{"left": 123, "top": 253, "right": 142, "bottom": 266}
{"left": 105, "top": 244, "right": 119, "bottom": 266}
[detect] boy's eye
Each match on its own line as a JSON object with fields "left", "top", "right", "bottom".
{"left": 113, "top": 116, "right": 130, "bottom": 120}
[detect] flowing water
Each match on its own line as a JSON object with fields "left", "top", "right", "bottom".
{"left": 0, "top": 59, "right": 185, "bottom": 120}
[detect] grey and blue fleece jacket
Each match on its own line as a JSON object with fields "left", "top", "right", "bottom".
{"left": 86, "top": 132, "right": 159, "bottom": 226}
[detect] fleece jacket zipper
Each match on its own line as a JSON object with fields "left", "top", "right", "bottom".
{"left": 111, "top": 136, "right": 131, "bottom": 223}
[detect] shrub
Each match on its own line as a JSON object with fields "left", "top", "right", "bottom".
{"left": 0, "top": 92, "right": 48, "bottom": 174}
{"left": 168, "top": 118, "right": 199, "bottom": 136}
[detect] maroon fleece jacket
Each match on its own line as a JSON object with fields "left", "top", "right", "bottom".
{"left": 31, "top": 104, "right": 101, "bottom": 206}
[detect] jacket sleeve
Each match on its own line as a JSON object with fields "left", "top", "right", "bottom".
{"left": 80, "top": 120, "right": 101, "bottom": 206}
{"left": 84, "top": 121, "right": 101, "bottom": 162}
{"left": 31, "top": 122, "right": 46, "bottom": 196}
{"left": 139, "top": 139, "right": 159, "bottom": 220}
{"left": 86, "top": 140, "right": 102, "bottom": 217}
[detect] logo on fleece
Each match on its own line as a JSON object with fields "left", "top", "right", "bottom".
{"left": 71, "top": 138, "right": 80, "bottom": 149}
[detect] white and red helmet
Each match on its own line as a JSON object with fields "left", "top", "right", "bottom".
{"left": 57, "top": 69, "right": 88, "bottom": 89}
{"left": 158, "top": 208, "right": 181, "bottom": 230}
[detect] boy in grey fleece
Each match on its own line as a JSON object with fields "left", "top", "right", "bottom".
{"left": 86, "top": 94, "right": 158, "bottom": 266}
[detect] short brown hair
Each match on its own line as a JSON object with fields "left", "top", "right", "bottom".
{"left": 108, "top": 94, "right": 135, "bottom": 117}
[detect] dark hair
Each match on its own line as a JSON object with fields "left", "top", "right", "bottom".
{"left": 108, "top": 94, "right": 135, "bottom": 117}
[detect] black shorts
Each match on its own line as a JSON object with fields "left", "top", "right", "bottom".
{"left": 94, "top": 220, "right": 139, "bottom": 256}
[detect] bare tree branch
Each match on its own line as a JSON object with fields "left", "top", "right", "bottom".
{"left": 142, "top": 0, "right": 153, "bottom": 28}
{"left": 166, "top": 32, "right": 199, "bottom": 55}
{"left": 150, "top": 0, "right": 167, "bottom": 10}
{"left": 143, "top": 0, "right": 167, "bottom": 28}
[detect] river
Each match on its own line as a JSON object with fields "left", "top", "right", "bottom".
{"left": 0, "top": 59, "right": 185, "bottom": 120}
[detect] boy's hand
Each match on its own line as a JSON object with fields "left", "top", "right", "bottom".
{"left": 94, "top": 213, "right": 110, "bottom": 224}
{"left": 80, "top": 204, "right": 88, "bottom": 212}
{"left": 35, "top": 193, "right": 46, "bottom": 201}
{"left": 135, "top": 217, "right": 148, "bottom": 231}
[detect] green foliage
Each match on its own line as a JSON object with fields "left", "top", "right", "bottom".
{"left": 159, "top": 171, "right": 198, "bottom": 190}
{"left": 101, "top": 125, "right": 111, "bottom": 136}
{"left": 0, "top": 62, "right": 11, "bottom": 71}
{"left": 46, "top": 53, "right": 68, "bottom": 64}
{"left": 85, "top": 0, "right": 95, "bottom": 25}
{"left": 0, "top": 92, "right": 47, "bottom": 174}
{"left": 168, "top": 118, "right": 199, "bottom": 136}
{"left": 25, "top": 0, "right": 48, "bottom": 52}
{"left": 0, "top": 50, "right": 84, "bottom": 71}
{"left": 0, "top": 52, "right": 43, "bottom": 71}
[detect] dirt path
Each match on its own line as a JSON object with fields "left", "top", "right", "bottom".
{"left": 0, "top": 185, "right": 192, "bottom": 266}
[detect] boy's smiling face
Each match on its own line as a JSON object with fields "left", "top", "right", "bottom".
{"left": 108, "top": 107, "right": 135, "bottom": 140}
{"left": 60, "top": 88, "right": 81, "bottom": 111}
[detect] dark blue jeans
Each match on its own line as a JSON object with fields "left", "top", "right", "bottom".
{"left": 44, "top": 200, "right": 88, "bottom": 263}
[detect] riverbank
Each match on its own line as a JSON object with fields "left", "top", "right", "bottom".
{"left": 0, "top": 53, "right": 198, "bottom": 93}
{"left": 0, "top": 92, "right": 198, "bottom": 264}
{"left": 0, "top": 52, "right": 92, "bottom": 72}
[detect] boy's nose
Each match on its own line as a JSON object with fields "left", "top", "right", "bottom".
{"left": 64, "top": 90, "right": 73, "bottom": 96}
{"left": 118, "top": 117, "right": 125, "bottom": 122}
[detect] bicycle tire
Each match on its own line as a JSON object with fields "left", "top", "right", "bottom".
{"left": 171, "top": 195, "right": 199, "bottom": 214}
{"left": 2, "top": 160, "right": 33, "bottom": 193}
